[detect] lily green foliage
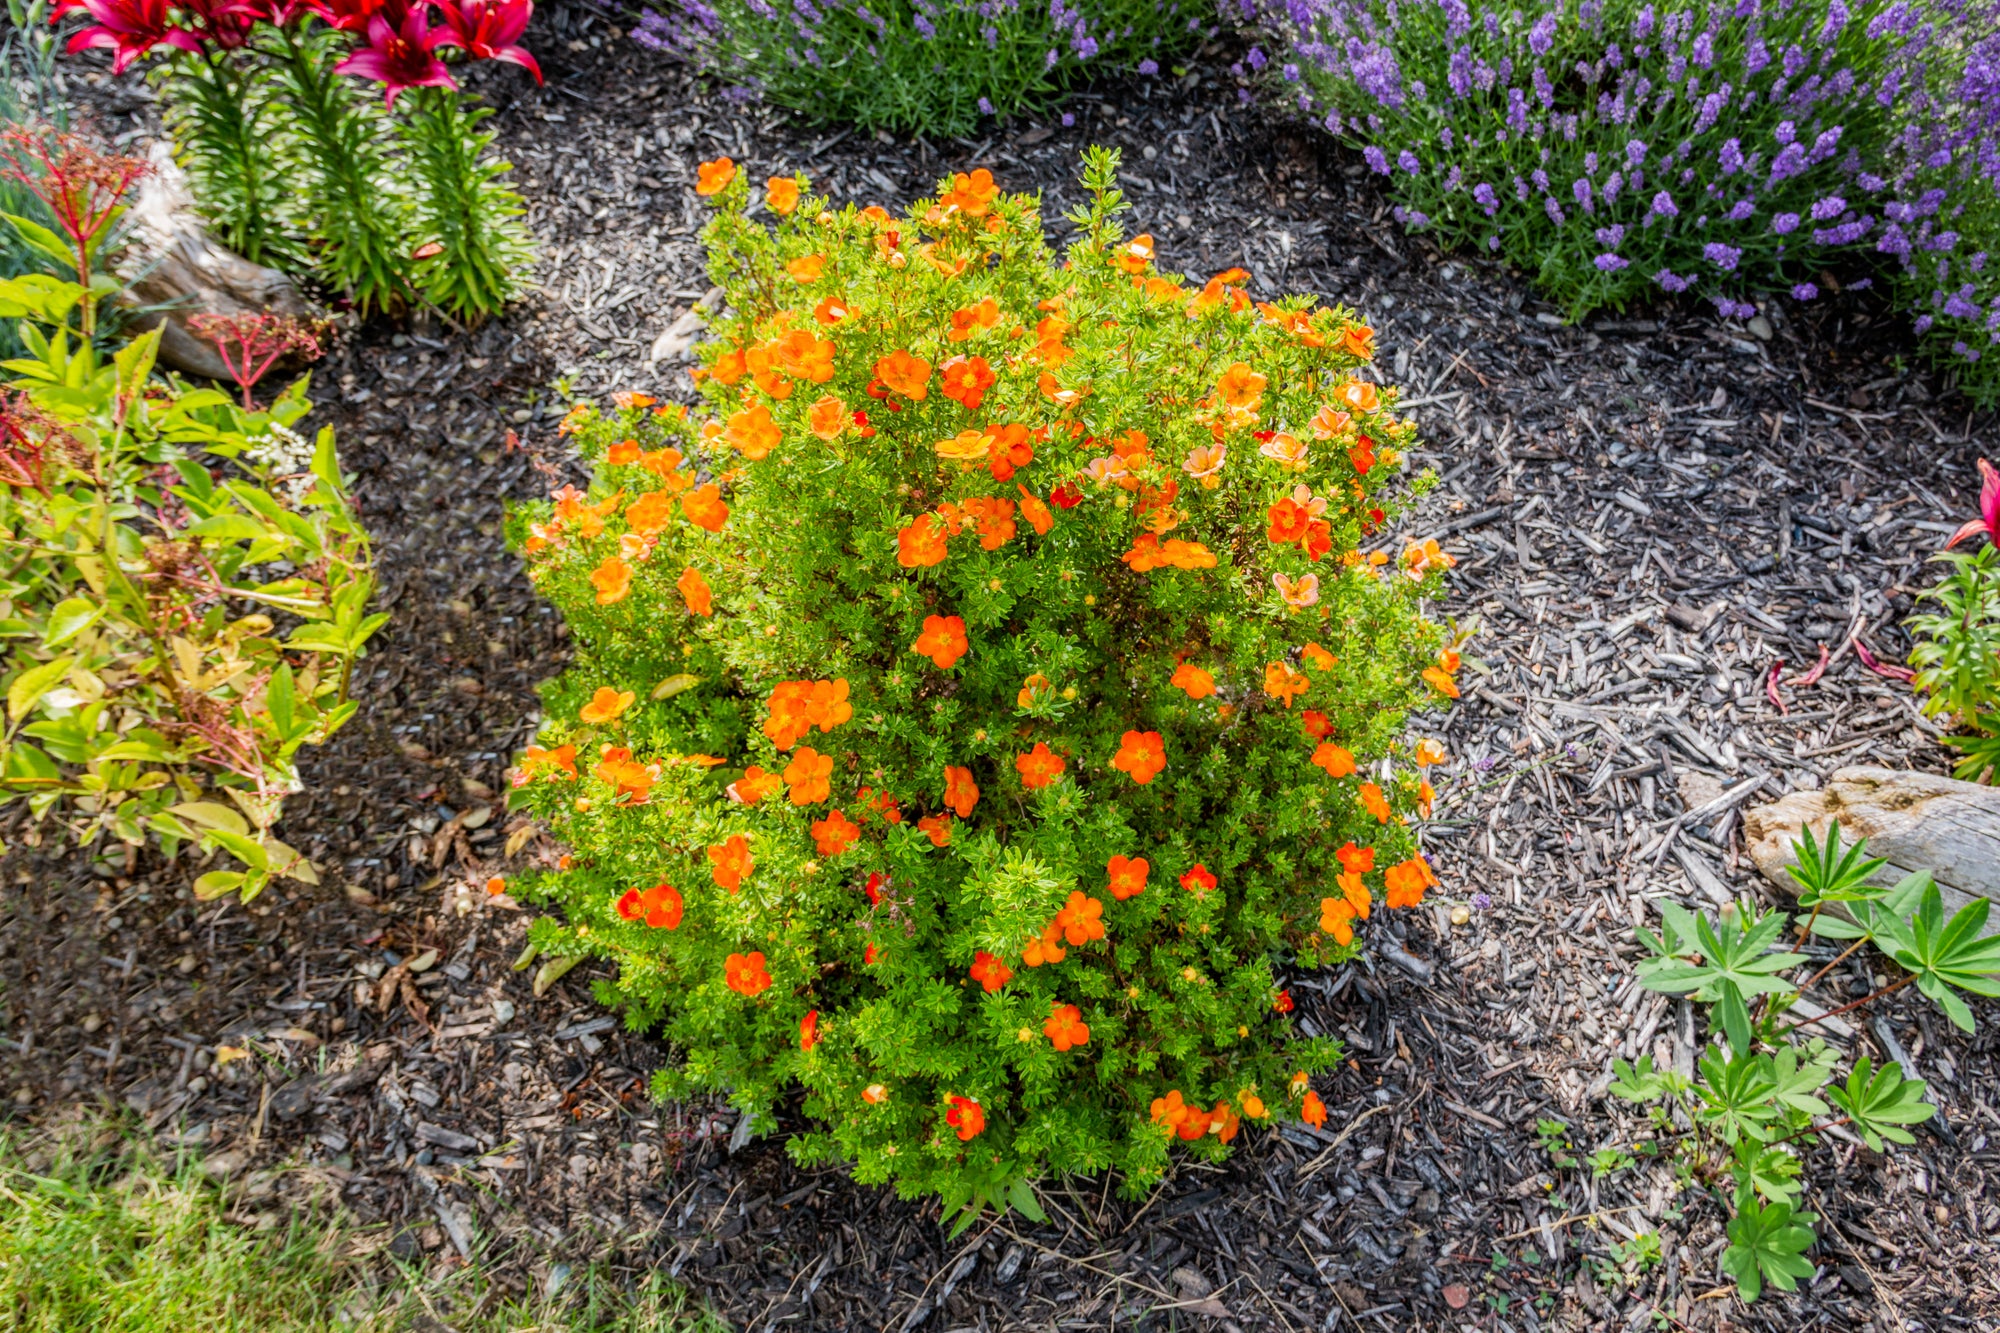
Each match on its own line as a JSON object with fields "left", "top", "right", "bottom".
{"left": 505, "top": 149, "right": 1457, "bottom": 1219}
{"left": 1603, "top": 823, "right": 1997, "bottom": 1302}
{"left": 1910, "top": 542, "right": 2000, "bottom": 784}
{"left": 0, "top": 267, "right": 384, "bottom": 898}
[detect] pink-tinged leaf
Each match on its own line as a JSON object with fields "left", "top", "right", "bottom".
{"left": 1853, "top": 639, "right": 1917, "bottom": 683}
{"left": 1766, "top": 659, "right": 1788, "bottom": 715}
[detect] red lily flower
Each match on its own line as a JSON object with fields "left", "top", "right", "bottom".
{"left": 1945, "top": 458, "right": 1999, "bottom": 550}
{"left": 177, "top": 0, "right": 263, "bottom": 45}
{"left": 60, "top": 0, "right": 204, "bottom": 72}
{"left": 335, "top": 8, "right": 456, "bottom": 106}
{"left": 305, "top": 0, "right": 406, "bottom": 33}
{"left": 428, "top": 0, "right": 542, "bottom": 82}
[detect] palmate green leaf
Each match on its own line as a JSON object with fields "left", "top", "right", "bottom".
{"left": 1729, "top": 1137, "right": 1804, "bottom": 1207}
{"left": 1722, "top": 1194, "right": 1818, "bottom": 1301}
{"left": 1694, "top": 1048, "right": 1782, "bottom": 1144}
{"left": 1828, "top": 1056, "right": 1935, "bottom": 1151}
{"left": 1888, "top": 883, "right": 2000, "bottom": 1033}
{"left": 1786, "top": 820, "right": 1889, "bottom": 907}
{"left": 1638, "top": 901, "right": 1805, "bottom": 1053}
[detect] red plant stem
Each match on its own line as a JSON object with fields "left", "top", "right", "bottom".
{"left": 1773, "top": 973, "right": 1916, "bottom": 1037}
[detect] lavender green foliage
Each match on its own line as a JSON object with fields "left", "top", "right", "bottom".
{"left": 627, "top": 0, "right": 1208, "bottom": 135}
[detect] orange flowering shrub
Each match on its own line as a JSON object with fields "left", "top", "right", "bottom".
{"left": 506, "top": 149, "right": 1458, "bottom": 1220}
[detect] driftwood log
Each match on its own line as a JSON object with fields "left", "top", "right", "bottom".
{"left": 1743, "top": 767, "right": 2000, "bottom": 934}
{"left": 116, "top": 142, "right": 314, "bottom": 382}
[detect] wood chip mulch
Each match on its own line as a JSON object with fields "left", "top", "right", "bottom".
{"left": 6, "top": 6, "right": 1998, "bottom": 1328}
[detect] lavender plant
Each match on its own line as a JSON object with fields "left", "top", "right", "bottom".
{"left": 628, "top": 0, "right": 1207, "bottom": 135}
{"left": 1243, "top": 0, "right": 1912, "bottom": 320}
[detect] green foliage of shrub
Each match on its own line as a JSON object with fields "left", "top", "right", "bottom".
{"left": 629, "top": 0, "right": 1207, "bottom": 137}
{"left": 507, "top": 148, "right": 1460, "bottom": 1216}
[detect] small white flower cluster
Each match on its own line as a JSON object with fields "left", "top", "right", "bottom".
{"left": 242, "top": 421, "right": 317, "bottom": 505}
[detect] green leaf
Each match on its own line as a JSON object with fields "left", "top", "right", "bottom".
{"left": 268, "top": 661, "right": 297, "bottom": 738}
{"left": 1786, "top": 820, "right": 1889, "bottom": 907}
{"left": 1, "top": 739, "right": 62, "bottom": 786}
{"left": 1721, "top": 1194, "right": 1817, "bottom": 1301}
{"left": 1607, "top": 1055, "right": 1669, "bottom": 1104}
{"left": 1694, "top": 1048, "right": 1782, "bottom": 1145}
{"left": 1828, "top": 1056, "right": 1935, "bottom": 1152}
{"left": 193, "top": 870, "right": 246, "bottom": 900}
{"left": 1637, "top": 902, "right": 1804, "bottom": 1053}
{"left": 3, "top": 213, "right": 77, "bottom": 274}
{"left": 1007, "top": 1177, "right": 1048, "bottom": 1224}
{"left": 201, "top": 825, "right": 269, "bottom": 872}
{"left": 186, "top": 513, "right": 278, "bottom": 542}
{"left": 41, "top": 596, "right": 104, "bottom": 649}
{"left": 113, "top": 326, "right": 161, "bottom": 401}
{"left": 1889, "top": 883, "right": 2000, "bottom": 1033}
{"left": 167, "top": 800, "right": 250, "bottom": 837}
{"left": 8, "top": 654, "right": 75, "bottom": 722}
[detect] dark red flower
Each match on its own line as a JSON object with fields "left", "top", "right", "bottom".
{"left": 1946, "top": 458, "right": 1999, "bottom": 550}
{"left": 1050, "top": 481, "right": 1083, "bottom": 509}
{"left": 334, "top": 7, "right": 456, "bottom": 106}
{"left": 60, "top": 0, "right": 203, "bottom": 72}
{"left": 428, "top": 0, "right": 541, "bottom": 82}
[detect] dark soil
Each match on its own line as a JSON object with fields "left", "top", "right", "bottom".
{"left": 7, "top": 6, "right": 1999, "bottom": 1329}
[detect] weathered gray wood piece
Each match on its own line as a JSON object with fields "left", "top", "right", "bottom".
{"left": 1743, "top": 767, "right": 2000, "bottom": 935}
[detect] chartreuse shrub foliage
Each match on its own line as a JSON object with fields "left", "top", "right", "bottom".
{"left": 506, "top": 149, "right": 1462, "bottom": 1218}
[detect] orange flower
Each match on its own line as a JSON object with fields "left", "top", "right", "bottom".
{"left": 783, "top": 746, "right": 834, "bottom": 804}
{"left": 1404, "top": 538, "right": 1456, "bottom": 580}
{"left": 799, "top": 1009, "right": 819, "bottom": 1051}
{"left": 1301, "top": 709, "right": 1334, "bottom": 740}
{"left": 1384, "top": 856, "right": 1439, "bottom": 909}
{"left": 1150, "top": 1090, "right": 1210, "bottom": 1141}
{"left": 1267, "top": 497, "right": 1309, "bottom": 544}
{"left": 1215, "top": 361, "right": 1266, "bottom": 409}
{"left": 514, "top": 743, "right": 577, "bottom": 787}
{"left": 1114, "top": 233, "right": 1154, "bottom": 273}
{"left": 616, "top": 881, "right": 683, "bottom": 929}
{"left": 947, "top": 297, "right": 1001, "bottom": 341}
{"left": 1336, "top": 842, "right": 1375, "bottom": 876}
{"left": 1121, "top": 533, "right": 1216, "bottom": 572}
{"left": 939, "top": 355, "right": 996, "bottom": 410}
{"left": 942, "top": 764, "right": 980, "bottom": 818}
{"left": 1054, "top": 891, "right": 1105, "bottom": 945}
{"left": 916, "top": 813, "right": 953, "bottom": 847}
{"left": 626, "top": 490, "right": 675, "bottom": 535}
{"left": 1259, "top": 431, "right": 1310, "bottom": 470}
{"left": 1044, "top": 1003, "right": 1090, "bottom": 1050}
{"left": 766, "top": 176, "right": 801, "bottom": 213}
{"left": 1273, "top": 572, "right": 1321, "bottom": 611}
{"left": 1340, "top": 324, "right": 1375, "bottom": 360}
{"left": 594, "top": 746, "right": 657, "bottom": 804}
{"left": 1016, "top": 673, "right": 1052, "bottom": 708}
{"left": 1110, "top": 729, "right": 1166, "bottom": 784}
{"left": 961, "top": 495, "right": 1016, "bottom": 550}
{"left": 1335, "top": 379, "right": 1380, "bottom": 413}
{"left": 1309, "top": 403, "right": 1353, "bottom": 439}
{"left": 1264, "top": 662, "right": 1310, "bottom": 708}
{"left": 896, "top": 513, "right": 950, "bottom": 568}
{"left": 1422, "top": 664, "right": 1461, "bottom": 699}
{"left": 696, "top": 156, "right": 735, "bottom": 195}
{"left": 1414, "top": 738, "right": 1448, "bottom": 767}
{"left": 1348, "top": 435, "right": 1377, "bottom": 475}
{"left": 862, "top": 1083, "right": 888, "bottom": 1103}
{"left": 707, "top": 833, "right": 754, "bottom": 892}
{"left": 682, "top": 483, "right": 730, "bottom": 532}
{"left": 1302, "top": 1089, "right": 1327, "bottom": 1127}
{"left": 970, "top": 950, "right": 1013, "bottom": 992}
{"left": 728, "top": 765, "right": 783, "bottom": 804}
{"left": 1418, "top": 779, "right": 1436, "bottom": 817}
{"left": 1311, "top": 743, "right": 1357, "bottom": 778}
{"left": 785, "top": 253, "right": 825, "bottom": 282}
{"left": 945, "top": 1094, "right": 986, "bottom": 1141}
{"left": 589, "top": 556, "right": 632, "bottom": 605}
{"left": 725, "top": 404, "right": 782, "bottom": 459}
{"left": 874, "top": 349, "right": 931, "bottom": 400}
{"left": 813, "top": 293, "right": 849, "bottom": 325}
{"left": 1359, "top": 781, "right": 1392, "bottom": 822}
{"left": 1319, "top": 895, "right": 1356, "bottom": 944}
{"left": 811, "top": 809, "right": 861, "bottom": 856}
{"left": 1021, "top": 921, "right": 1067, "bottom": 967}
{"left": 606, "top": 438, "right": 641, "bottom": 465}
{"left": 1017, "top": 485, "right": 1054, "bottom": 535}
{"left": 1209, "top": 1100, "right": 1241, "bottom": 1144}
{"left": 763, "top": 678, "right": 852, "bottom": 749}
{"left": 912, "top": 614, "right": 969, "bottom": 669}
{"left": 940, "top": 168, "right": 1000, "bottom": 217}
{"left": 1015, "top": 742, "right": 1065, "bottom": 790}
{"left": 806, "top": 394, "right": 849, "bottom": 440}
{"left": 1336, "top": 871, "right": 1371, "bottom": 919}
{"left": 1302, "top": 643, "right": 1336, "bottom": 672}
{"left": 1179, "top": 863, "right": 1218, "bottom": 898}
{"left": 1170, "top": 662, "right": 1215, "bottom": 699}
{"left": 580, "top": 686, "right": 634, "bottom": 724}
{"left": 725, "top": 950, "right": 772, "bottom": 996}
{"left": 1106, "top": 854, "right": 1149, "bottom": 900}
{"left": 677, "top": 566, "right": 714, "bottom": 616}
{"left": 1182, "top": 443, "right": 1227, "bottom": 488}
{"left": 708, "top": 348, "right": 747, "bottom": 384}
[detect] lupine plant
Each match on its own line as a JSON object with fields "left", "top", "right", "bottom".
{"left": 55, "top": 0, "right": 540, "bottom": 322}
{"left": 505, "top": 150, "right": 1462, "bottom": 1220}
{"left": 628, "top": 0, "right": 1208, "bottom": 135}
{"left": 1241, "top": 0, "right": 2000, "bottom": 398}
{"left": 1601, "top": 823, "right": 1999, "bottom": 1300}
{"left": 0, "top": 131, "right": 385, "bottom": 896}
{"left": 1910, "top": 458, "right": 2000, "bottom": 782}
